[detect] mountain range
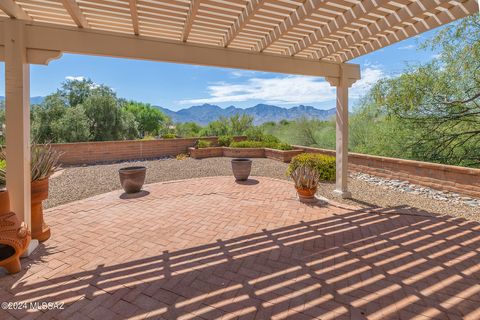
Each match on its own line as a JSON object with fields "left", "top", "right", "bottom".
{"left": 1, "top": 96, "right": 335, "bottom": 125}
{"left": 158, "top": 104, "right": 335, "bottom": 125}
{"left": 0, "top": 96, "right": 45, "bottom": 105}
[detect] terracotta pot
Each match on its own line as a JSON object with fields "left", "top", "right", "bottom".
{"left": 296, "top": 187, "right": 317, "bottom": 202}
{"left": 0, "top": 190, "right": 31, "bottom": 274}
{"left": 231, "top": 158, "right": 252, "bottom": 181}
{"left": 119, "top": 166, "right": 146, "bottom": 194}
{"left": 31, "top": 178, "right": 51, "bottom": 242}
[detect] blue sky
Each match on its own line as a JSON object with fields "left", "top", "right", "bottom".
{"left": 0, "top": 27, "right": 443, "bottom": 111}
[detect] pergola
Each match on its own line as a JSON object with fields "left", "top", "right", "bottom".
{"left": 0, "top": 0, "right": 477, "bottom": 250}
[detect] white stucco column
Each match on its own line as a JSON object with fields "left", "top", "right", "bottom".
{"left": 333, "top": 82, "right": 351, "bottom": 198}
{"left": 327, "top": 68, "right": 357, "bottom": 199}
{"left": 4, "top": 20, "right": 32, "bottom": 230}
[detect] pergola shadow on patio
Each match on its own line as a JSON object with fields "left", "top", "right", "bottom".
{"left": 1, "top": 177, "right": 479, "bottom": 319}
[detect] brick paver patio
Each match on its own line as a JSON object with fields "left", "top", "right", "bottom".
{"left": 0, "top": 176, "right": 479, "bottom": 320}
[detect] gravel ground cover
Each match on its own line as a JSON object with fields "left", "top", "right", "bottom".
{"left": 46, "top": 157, "right": 479, "bottom": 221}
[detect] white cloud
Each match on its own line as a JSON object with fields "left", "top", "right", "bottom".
{"left": 398, "top": 44, "right": 416, "bottom": 50}
{"left": 350, "top": 66, "right": 386, "bottom": 98}
{"left": 180, "top": 66, "right": 385, "bottom": 106}
{"left": 65, "top": 76, "right": 86, "bottom": 81}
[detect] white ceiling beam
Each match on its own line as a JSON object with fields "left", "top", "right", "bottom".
{"left": 319, "top": 0, "right": 447, "bottom": 59}
{"left": 129, "top": 0, "right": 140, "bottom": 35}
{"left": 61, "top": 0, "right": 89, "bottom": 29}
{"left": 0, "top": 19, "right": 360, "bottom": 80}
{"left": 257, "top": 0, "right": 326, "bottom": 52}
{"left": 182, "top": 0, "right": 201, "bottom": 42}
{"left": 0, "top": 0, "right": 31, "bottom": 20}
{"left": 222, "top": 0, "right": 266, "bottom": 48}
{"left": 290, "top": 0, "right": 389, "bottom": 57}
{"left": 334, "top": 0, "right": 479, "bottom": 62}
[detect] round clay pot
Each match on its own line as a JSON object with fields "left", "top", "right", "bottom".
{"left": 231, "top": 158, "right": 252, "bottom": 181}
{"left": 31, "top": 178, "right": 51, "bottom": 242}
{"left": 0, "top": 190, "right": 31, "bottom": 274}
{"left": 119, "top": 166, "right": 147, "bottom": 194}
{"left": 296, "top": 187, "right": 317, "bottom": 203}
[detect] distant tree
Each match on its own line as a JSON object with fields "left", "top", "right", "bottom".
{"left": 83, "top": 86, "right": 130, "bottom": 141}
{"left": 31, "top": 94, "right": 68, "bottom": 143}
{"left": 371, "top": 15, "right": 480, "bottom": 166}
{"left": 176, "top": 122, "right": 202, "bottom": 137}
{"left": 51, "top": 105, "right": 90, "bottom": 142}
{"left": 123, "top": 101, "right": 168, "bottom": 137}
{"left": 228, "top": 114, "right": 254, "bottom": 135}
{"left": 59, "top": 78, "right": 95, "bottom": 107}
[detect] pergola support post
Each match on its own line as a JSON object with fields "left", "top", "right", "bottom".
{"left": 4, "top": 20, "right": 37, "bottom": 255}
{"left": 327, "top": 69, "right": 357, "bottom": 199}
{"left": 334, "top": 82, "right": 351, "bottom": 198}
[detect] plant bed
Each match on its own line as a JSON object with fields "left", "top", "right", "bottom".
{"left": 188, "top": 147, "right": 223, "bottom": 159}
{"left": 223, "top": 147, "right": 265, "bottom": 158}
{"left": 265, "top": 148, "right": 304, "bottom": 163}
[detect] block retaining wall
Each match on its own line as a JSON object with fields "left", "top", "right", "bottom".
{"left": 296, "top": 146, "right": 480, "bottom": 198}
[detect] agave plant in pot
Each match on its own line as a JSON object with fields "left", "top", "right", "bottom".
{"left": 287, "top": 153, "right": 336, "bottom": 202}
{"left": 0, "top": 144, "right": 62, "bottom": 242}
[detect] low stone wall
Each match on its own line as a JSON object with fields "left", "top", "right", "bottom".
{"left": 264, "top": 148, "right": 304, "bottom": 163}
{"left": 189, "top": 147, "right": 303, "bottom": 162}
{"left": 296, "top": 146, "right": 480, "bottom": 198}
{"left": 222, "top": 147, "right": 265, "bottom": 158}
{"left": 52, "top": 136, "right": 246, "bottom": 165}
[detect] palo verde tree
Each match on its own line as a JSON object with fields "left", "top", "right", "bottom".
{"left": 365, "top": 15, "right": 480, "bottom": 166}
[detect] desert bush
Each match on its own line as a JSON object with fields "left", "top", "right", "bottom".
{"left": 217, "top": 135, "right": 233, "bottom": 147}
{"left": 229, "top": 140, "right": 293, "bottom": 150}
{"left": 196, "top": 140, "right": 212, "bottom": 148}
{"left": 287, "top": 153, "right": 336, "bottom": 182}
{"left": 162, "top": 133, "right": 176, "bottom": 139}
{"left": 176, "top": 153, "right": 189, "bottom": 160}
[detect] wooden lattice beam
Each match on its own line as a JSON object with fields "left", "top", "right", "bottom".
{"left": 257, "top": 0, "right": 326, "bottom": 52}
{"left": 0, "top": 0, "right": 31, "bottom": 20}
{"left": 319, "top": 0, "right": 446, "bottom": 59}
{"left": 222, "top": 0, "right": 266, "bottom": 48}
{"left": 61, "top": 0, "right": 89, "bottom": 28}
{"left": 290, "top": 0, "right": 388, "bottom": 57}
{"left": 129, "top": 0, "right": 140, "bottom": 35}
{"left": 332, "top": 0, "right": 479, "bottom": 62}
{"left": 182, "top": 0, "right": 201, "bottom": 42}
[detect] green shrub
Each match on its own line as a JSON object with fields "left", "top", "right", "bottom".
{"left": 217, "top": 135, "right": 233, "bottom": 147}
{"left": 162, "top": 133, "right": 176, "bottom": 139}
{"left": 142, "top": 135, "right": 156, "bottom": 141}
{"left": 287, "top": 153, "right": 336, "bottom": 182}
{"left": 196, "top": 140, "right": 212, "bottom": 148}
{"left": 275, "top": 143, "right": 294, "bottom": 150}
{"left": 244, "top": 127, "right": 264, "bottom": 141}
{"left": 229, "top": 140, "right": 293, "bottom": 150}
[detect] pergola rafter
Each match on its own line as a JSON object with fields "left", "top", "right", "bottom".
{"left": 288, "top": 0, "right": 389, "bottom": 58}
{"left": 316, "top": 0, "right": 459, "bottom": 62}
{"left": 222, "top": 0, "right": 266, "bottom": 48}
{"left": 0, "top": 0, "right": 31, "bottom": 21}
{"left": 182, "top": 0, "right": 201, "bottom": 42}
{"left": 256, "top": 0, "right": 327, "bottom": 53}
{"left": 60, "top": 0, "right": 89, "bottom": 29}
{"left": 129, "top": 0, "right": 140, "bottom": 35}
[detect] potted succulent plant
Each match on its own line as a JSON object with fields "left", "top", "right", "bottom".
{"left": 287, "top": 153, "right": 336, "bottom": 202}
{"left": 0, "top": 145, "right": 62, "bottom": 242}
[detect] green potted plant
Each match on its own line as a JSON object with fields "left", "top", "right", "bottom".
{"left": 287, "top": 153, "right": 336, "bottom": 202}
{"left": 0, "top": 145, "right": 62, "bottom": 242}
